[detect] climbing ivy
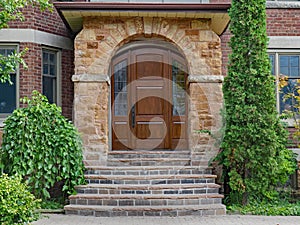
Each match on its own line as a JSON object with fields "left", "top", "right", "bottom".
{"left": 219, "top": 0, "right": 296, "bottom": 205}
{"left": 0, "top": 91, "right": 85, "bottom": 200}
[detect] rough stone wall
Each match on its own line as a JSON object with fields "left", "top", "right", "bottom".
{"left": 74, "top": 16, "right": 224, "bottom": 166}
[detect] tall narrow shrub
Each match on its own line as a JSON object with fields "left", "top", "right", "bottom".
{"left": 220, "top": 0, "right": 296, "bottom": 205}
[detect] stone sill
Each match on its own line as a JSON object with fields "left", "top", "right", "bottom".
{"left": 267, "top": 1, "right": 300, "bottom": 9}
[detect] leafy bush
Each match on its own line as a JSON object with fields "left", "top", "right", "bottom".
{"left": 0, "top": 174, "right": 40, "bottom": 225}
{"left": 0, "top": 91, "right": 85, "bottom": 200}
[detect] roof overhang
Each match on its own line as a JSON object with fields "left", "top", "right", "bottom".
{"left": 54, "top": 2, "right": 230, "bottom": 35}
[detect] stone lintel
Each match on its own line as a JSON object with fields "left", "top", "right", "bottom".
{"left": 188, "top": 75, "right": 224, "bottom": 83}
{"left": 72, "top": 74, "right": 110, "bottom": 84}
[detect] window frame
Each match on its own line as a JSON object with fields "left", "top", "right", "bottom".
{"left": 41, "top": 47, "right": 61, "bottom": 107}
{"left": 0, "top": 44, "right": 20, "bottom": 127}
{"left": 269, "top": 49, "right": 300, "bottom": 125}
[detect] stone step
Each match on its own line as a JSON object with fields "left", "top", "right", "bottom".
{"left": 108, "top": 150, "right": 191, "bottom": 159}
{"left": 68, "top": 193, "right": 224, "bottom": 207}
{"left": 85, "top": 174, "right": 216, "bottom": 185}
{"left": 85, "top": 166, "right": 212, "bottom": 176}
{"left": 107, "top": 158, "right": 191, "bottom": 167}
{"left": 64, "top": 204, "right": 226, "bottom": 217}
{"left": 75, "top": 183, "right": 221, "bottom": 195}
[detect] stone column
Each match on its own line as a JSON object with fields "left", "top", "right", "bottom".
{"left": 72, "top": 74, "right": 110, "bottom": 166}
{"left": 188, "top": 75, "right": 224, "bottom": 166}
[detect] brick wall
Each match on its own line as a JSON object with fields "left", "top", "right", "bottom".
{"left": 61, "top": 49, "right": 74, "bottom": 120}
{"left": 8, "top": 5, "right": 71, "bottom": 38}
{"left": 267, "top": 9, "right": 300, "bottom": 36}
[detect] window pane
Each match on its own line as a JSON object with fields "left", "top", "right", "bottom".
{"left": 50, "top": 65, "right": 55, "bottom": 76}
{"left": 42, "top": 49, "right": 58, "bottom": 104}
{"left": 172, "top": 60, "right": 186, "bottom": 116}
{"left": 291, "top": 56, "right": 299, "bottom": 67}
{"left": 43, "top": 76, "right": 56, "bottom": 103}
{"left": 114, "top": 60, "right": 127, "bottom": 116}
{"left": 279, "top": 79, "right": 298, "bottom": 114}
{"left": 269, "top": 54, "right": 275, "bottom": 75}
{"left": 280, "top": 56, "right": 289, "bottom": 67}
{"left": 0, "top": 75, "right": 16, "bottom": 113}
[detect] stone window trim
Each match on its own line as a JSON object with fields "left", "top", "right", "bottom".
{"left": 0, "top": 43, "right": 20, "bottom": 128}
{"left": 42, "top": 47, "right": 62, "bottom": 107}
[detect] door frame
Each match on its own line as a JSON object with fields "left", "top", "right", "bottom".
{"left": 110, "top": 40, "right": 189, "bottom": 150}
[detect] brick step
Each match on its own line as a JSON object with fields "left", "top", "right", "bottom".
{"left": 85, "top": 174, "right": 216, "bottom": 185}
{"left": 75, "top": 183, "right": 221, "bottom": 195}
{"left": 68, "top": 193, "right": 224, "bottom": 207}
{"left": 107, "top": 157, "right": 191, "bottom": 167}
{"left": 64, "top": 204, "right": 226, "bottom": 217}
{"left": 85, "top": 165, "right": 212, "bottom": 176}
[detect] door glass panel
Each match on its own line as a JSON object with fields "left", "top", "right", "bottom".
{"left": 172, "top": 60, "right": 186, "bottom": 116}
{"left": 114, "top": 60, "right": 128, "bottom": 116}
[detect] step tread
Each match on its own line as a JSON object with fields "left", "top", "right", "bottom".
{"left": 108, "top": 158, "right": 190, "bottom": 162}
{"left": 69, "top": 193, "right": 224, "bottom": 200}
{"left": 75, "top": 183, "right": 221, "bottom": 190}
{"left": 85, "top": 165, "right": 211, "bottom": 171}
{"left": 109, "top": 150, "right": 190, "bottom": 154}
{"left": 85, "top": 174, "right": 217, "bottom": 180}
{"left": 64, "top": 204, "right": 226, "bottom": 211}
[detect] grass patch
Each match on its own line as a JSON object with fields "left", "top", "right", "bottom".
{"left": 227, "top": 200, "right": 300, "bottom": 216}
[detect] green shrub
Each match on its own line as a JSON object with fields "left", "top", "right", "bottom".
{"left": 0, "top": 91, "right": 85, "bottom": 200}
{"left": 219, "top": 0, "right": 296, "bottom": 205}
{"left": 0, "top": 174, "right": 40, "bottom": 225}
{"left": 227, "top": 199, "right": 300, "bottom": 216}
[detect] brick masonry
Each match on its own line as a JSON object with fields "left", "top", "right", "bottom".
{"left": 0, "top": 4, "right": 74, "bottom": 142}
{"left": 73, "top": 16, "right": 224, "bottom": 166}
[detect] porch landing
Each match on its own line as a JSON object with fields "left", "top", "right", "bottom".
{"left": 64, "top": 150, "right": 226, "bottom": 216}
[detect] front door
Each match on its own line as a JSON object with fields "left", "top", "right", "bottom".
{"left": 112, "top": 43, "right": 187, "bottom": 150}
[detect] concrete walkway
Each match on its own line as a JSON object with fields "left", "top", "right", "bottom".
{"left": 33, "top": 214, "right": 300, "bottom": 225}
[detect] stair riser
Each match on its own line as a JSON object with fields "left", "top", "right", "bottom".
{"left": 76, "top": 188, "right": 220, "bottom": 195}
{"left": 107, "top": 161, "right": 190, "bottom": 167}
{"left": 69, "top": 198, "right": 223, "bottom": 207}
{"left": 108, "top": 154, "right": 190, "bottom": 159}
{"left": 65, "top": 208, "right": 225, "bottom": 217}
{"left": 85, "top": 178, "right": 216, "bottom": 185}
{"left": 85, "top": 169, "right": 212, "bottom": 176}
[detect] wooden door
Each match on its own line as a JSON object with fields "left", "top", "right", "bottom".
{"left": 131, "top": 49, "right": 170, "bottom": 149}
{"left": 112, "top": 44, "right": 188, "bottom": 150}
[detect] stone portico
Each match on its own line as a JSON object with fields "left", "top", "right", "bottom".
{"left": 71, "top": 16, "right": 225, "bottom": 166}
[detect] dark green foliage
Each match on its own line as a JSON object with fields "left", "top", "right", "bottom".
{"left": 0, "top": 91, "right": 85, "bottom": 200}
{"left": 219, "top": 0, "right": 296, "bottom": 204}
{"left": 0, "top": 174, "right": 40, "bottom": 225}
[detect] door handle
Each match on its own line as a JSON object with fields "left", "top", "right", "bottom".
{"left": 131, "top": 105, "right": 135, "bottom": 128}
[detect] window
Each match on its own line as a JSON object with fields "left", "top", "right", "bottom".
{"left": 172, "top": 60, "right": 186, "bottom": 116}
{"left": 113, "top": 60, "right": 128, "bottom": 116}
{"left": 0, "top": 45, "right": 18, "bottom": 118}
{"left": 269, "top": 52, "right": 300, "bottom": 114}
{"left": 42, "top": 49, "right": 60, "bottom": 105}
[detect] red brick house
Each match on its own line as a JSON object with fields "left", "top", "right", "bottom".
{"left": 0, "top": 0, "right": 299, "bottom": 217}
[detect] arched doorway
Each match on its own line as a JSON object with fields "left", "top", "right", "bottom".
{"left": 111, "top": 41, "right": 188, "bottom": 150}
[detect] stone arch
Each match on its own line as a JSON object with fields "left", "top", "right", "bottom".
{"left": 75, "top": 17, "right": 222, "bottom": 77}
